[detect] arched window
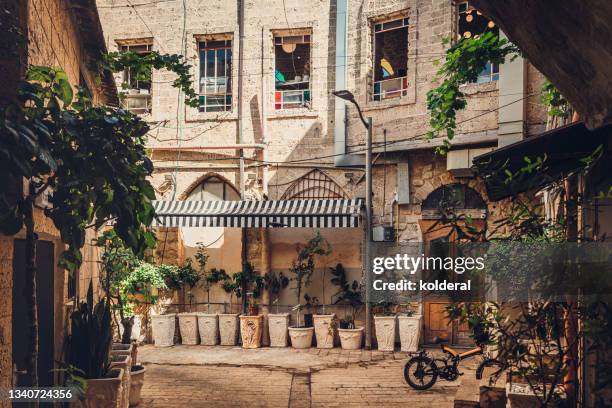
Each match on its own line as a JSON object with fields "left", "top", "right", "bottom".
{"left": 421, "top": 183, "right": 486, "bottom": 219}
{"left": 186, "top": 176, "right": 240, "bottom": 201}
{"left": 281, "top": 169, "right": 347, "bottom": 199}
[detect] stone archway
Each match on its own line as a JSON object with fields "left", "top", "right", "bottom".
{"left": 280, "top": 169, "right": 348, "bottom": 199}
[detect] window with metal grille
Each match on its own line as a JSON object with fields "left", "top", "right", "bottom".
{"left": 199, "top": 39, "right": 233, "bottom": 112}
{"left": 274, "top": 33, "right": 311, "bottom": 110}
{"left": 119, "top": 42, "right": 153, "bottom": 114}
{"left": 372, "top": 17, "right": 409, "bottom": 101}
{"left": 456, "top": 1, "right": 499, "bottom": 83}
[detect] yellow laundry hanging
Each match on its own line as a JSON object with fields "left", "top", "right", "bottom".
{"left": 380, "top": 58, "right": 394, "bottom": 77}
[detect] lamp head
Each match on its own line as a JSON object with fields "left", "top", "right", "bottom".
{"left": 332, "top": 90, "right": 355, "bottom": 102}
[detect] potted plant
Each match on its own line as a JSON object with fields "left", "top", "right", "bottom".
{"left": 235, "top": 263, "right": 265, "bottom": 348}
{"left": 166, "top": 259, "right": 202, "bottom": 345}
{"left": 331, "top": 263, "right": 364, "bottom": 350}
{"left": 128, "top": 364, "right": 146, "bottom": 407}
{"left": 374, "top": 301, "right": 397, "bottom": 351}
{"left": 65, "top": 284, "right": 123, "bottom": 408}
{"left": 197, "top": 266, "right": 227, "bottom": 345}
{"left": 265, "top": 272, "right": 290, "bottom": 347}
{"left": 288, "top": 304, "right": 313, "bottom": 349}
{"left": 219, "top": 278, "right": 239, "bottom": 346}
{"left": 311, "top": 293, "right": 335, "bottom": 348}
{"left": 397, "top": 305, "right": 422, "bottom": 352}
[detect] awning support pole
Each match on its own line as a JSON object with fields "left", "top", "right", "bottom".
{"left": 364, "top": 117, "right": 373, "bottom": 349}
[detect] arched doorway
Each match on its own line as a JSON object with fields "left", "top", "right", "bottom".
{"left": 418, "top": 183, "right": 487, "bottom": 346}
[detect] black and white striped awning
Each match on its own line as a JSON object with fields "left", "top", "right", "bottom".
{"left": 151, "top": 199, "right": 363, "bottom": 228}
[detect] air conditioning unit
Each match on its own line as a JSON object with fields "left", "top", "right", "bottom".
{"left": 447, "top": 147, "right": 494, "bottom": 177}
{"left": 373, "top": 225, "right": 395, "bottom": 242}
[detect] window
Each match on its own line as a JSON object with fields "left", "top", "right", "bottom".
{"left": 274, "top": 33, "right": 311, "bottom": 109}
{"left": 186, "top": 176, "right": 240, "bottom": 201}
{"left": 372, "top": 17, "right": 409, "bottom": 101}
{"left": 199, "top": 38, "right": 232, "bottom": 112}
{"left": 457, "top": 1, "right": 499, "bottom": 83}
{"left": 119, "top": 42, "right": 153, "bottom": 113}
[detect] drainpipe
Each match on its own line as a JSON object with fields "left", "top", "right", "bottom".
{"left": 261, "top": 26, "right": 269, "bottom": 196}
{"left": 238, "top": 0, "right": 246, "bottom": 198}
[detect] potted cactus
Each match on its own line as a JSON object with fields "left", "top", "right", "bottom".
{"left": 65, "top": 283, "right": 123, "bottom": 408}
{"left": 331, "top": 263, "right": 364, "bottom": 350}
{"left": 265, "top": 272, "right": 290, "bottom": 347}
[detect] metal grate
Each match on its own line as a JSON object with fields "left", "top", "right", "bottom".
{"left": 281, "top": 169, "right": 348, "bottom": 200}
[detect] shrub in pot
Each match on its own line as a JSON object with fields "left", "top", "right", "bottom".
{"left": 266, "top": 272, "right": 290, "bottom": 347}
{"left": 374, "top": 301, "right": 397, "bottom": 351}
{"left": 65, "top": 284, "right": 123, "bottom": 408}
{"left": 219, "top": 279, "right": 239, "bottom": 345}
{"left": 287, "top": 233, "right": 331, "bottom": 348}
{"left": 331, "top": 263, "right": 364, "bottom": 350}
{"left": 128, "top": 365, "right": 146, "bottom": 406}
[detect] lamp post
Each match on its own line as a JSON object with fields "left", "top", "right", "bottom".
{"left": 332, "top": 90, "right": 373, "bottom": 349}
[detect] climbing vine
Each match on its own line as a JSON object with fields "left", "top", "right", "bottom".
{"left": 426, "top": 31, "right": 520, "bottom": 154}
{"left": 540, "top": 79, "right": 572, "bottom": 119}
{"left": 101, "top": 51, "right": 199, "bottom": 108}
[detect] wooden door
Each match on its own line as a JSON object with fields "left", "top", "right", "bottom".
{"left": 424, "top": 301, "right": 452, "bottom": 343}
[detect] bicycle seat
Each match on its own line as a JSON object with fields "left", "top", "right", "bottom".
{"left": 442, "top": 344, "right": 482, "bottom": 358}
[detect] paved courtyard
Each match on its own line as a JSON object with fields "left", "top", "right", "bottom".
{"left": 137, "top": 345, "right": 476, "bottom": 407}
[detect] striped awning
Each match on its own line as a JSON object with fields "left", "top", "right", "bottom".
{"left": 151, "top": 199, "right": 363, "bottom": 228}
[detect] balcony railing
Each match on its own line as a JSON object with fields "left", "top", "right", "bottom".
{"left": 274, "top": 89, "right": 311, "bottom": 110}
{"left": 373, "top": 76, "right": 408, "bottom": 101}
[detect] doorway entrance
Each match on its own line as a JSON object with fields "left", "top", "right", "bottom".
{"left": 12, "top": 239, "right": 55, "bottom": 387}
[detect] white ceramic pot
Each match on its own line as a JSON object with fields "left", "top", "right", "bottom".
{"left": 70, "top": 368, "right": 123, "bottom": 408}
{"left": 177, "top": 313, "right": 199, "bottom": 345}
{"left": 109, "top": 354, "right": 131, "bottom": 408}
{"left": 313, "top": 314, "right": 336, "bottom": 349}
{"left": 239, "top": 315, "right": 263, "bottom": 348}
{"left": 151, "top": 314, "right": 176, "bottom": 347}
{"left": 218, "top": 314, "right": 239, "bottom": 346}
{"left": 288, "top": 327, "right": 314, "bottom": 349}
{"left": 338, "top": 327, "right": 364, "bottom": 350}
{"left": 267, "top": 313, "right": 290, "bottom": 347}
{"left": 398, "top": 314, "right": 422, "bottom": 352}
{"left": 374, "top": 315, "right": 396, "bottom": 351}
{"left": 128, "top": 365, "right": 146, "bottom": 406}
{"left": 196, "top": 313, "right": 218, "bottom": 345}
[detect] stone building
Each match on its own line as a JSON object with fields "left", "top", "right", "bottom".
{"left": 97, "top": 0, "right": 548, "bottom": 343}
{"left": 0, "top": 0, "right": 117, "bottom": 397}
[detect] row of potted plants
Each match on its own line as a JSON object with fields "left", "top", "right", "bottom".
{"left": 150, "top": 310, "right": 423, "bottom": 351}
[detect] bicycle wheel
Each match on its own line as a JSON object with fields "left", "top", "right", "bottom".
{"left": 476, "top": 358, "right": 504, "bottom": 380}
{"left": 404, "top": 356, "right": 438, "bottom": 390}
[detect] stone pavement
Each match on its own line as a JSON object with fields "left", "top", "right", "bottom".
{"left": 137, "top": 345, "right": 476, "bottom": 407}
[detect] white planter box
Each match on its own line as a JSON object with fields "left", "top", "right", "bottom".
{"left": 218, "top": 314, "right": 239, "bottom": 346}
{"left": 338, "top": 327, "right": 363, "bottom": 350}
{"left": 196, "top": 313, "right": 218, "bottom": 345}
{"left": 151, "top": 314, "right": 176, "bottom": 347}
{"left": 267, "top": 313, "right": 290, "bottom": 347}
{"left": 288, "top": 327, "right": 314, "bottom": 349}
{"left": 398, "top": 315, "right": 422, "bottom": 352}
{"left": 109, "top": 354, "right": 131, "bottom": 408}
{"left": 70, "top": 368, "right": 123, "bottom": 408}
{"left": 129, "top": 365, "right": 146, "bottom": 407}
{"left": 374, "top": 315, "right": 397, "bottom": 351}
{"left": 313, "top": 314, "right": 336, "bottom": 349}
{"left": 177, "top": 313, "right": 199, "bottom": 345}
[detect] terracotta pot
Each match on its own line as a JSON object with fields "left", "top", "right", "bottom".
{"left": 177, "top": 313, "right": 199, "bottom": 345}
{"left": 313, "top": 314, "right": 336, "bottom": 349}
{"left": 218, "top": 314, "right": 239, "bottom": 345}
{"left": 151, "top": 314, "right": 175, "bottom": 347}
{"left": 338, "top": 327, "right": 363, "bottom": 350}
{"left": 288, "top": 327, "right": 314, "bottom": 349}
{"left": 398, "top": 315, "right": 422, "bottom": 352}
{"left": 130, "top": 341, "right": 138, "bottom": 365}
{"left": 128, "top": 365, "right": 146, "bottom": 406}
{"left": 267, "top": 313, "right": 290, "bottom": 347}
{"left": 196, "top": 313, "right": 218, "bottom": 345}
{"left": 70, "top": 368, "right": 123, "bottom": 408}
{"left": 240, "top": 315, "right": 263, "bottom": 348}
{"left": 374, "top": 315, "right": 396, "bottom": 351}
{"left": 109, "top": 354, "right": 131, "bottom": 408}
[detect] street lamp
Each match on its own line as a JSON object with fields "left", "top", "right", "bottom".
{"left": 332, "top": 89, "right": 373, "bottom": 349}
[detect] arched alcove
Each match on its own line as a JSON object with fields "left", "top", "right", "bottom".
{"left": 281, "top": 169, "right": 347, "bottom": 199}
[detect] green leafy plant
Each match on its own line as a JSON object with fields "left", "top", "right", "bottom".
{"left": 65, "top": 283, "right": 113, "bottom": 380}
{"left": 265, "top": 271, "right": 289, "bottom": 313}
{"left": 288, "top": 232, "right": 331, "bottom": 306}
{"left": 330, "top": 263, "right": 363, "bottom": 329}
{"left": 101, "top": 51, "right": 199, "bottom": 108}
{"left": 426, "top": 32, "right": 519, "bottom": 153}
{"left": 230, "top": 263, "right": 265, "bottom": 314}
{"left": 540, "top": 79, "right": 571, "bottom": 119}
